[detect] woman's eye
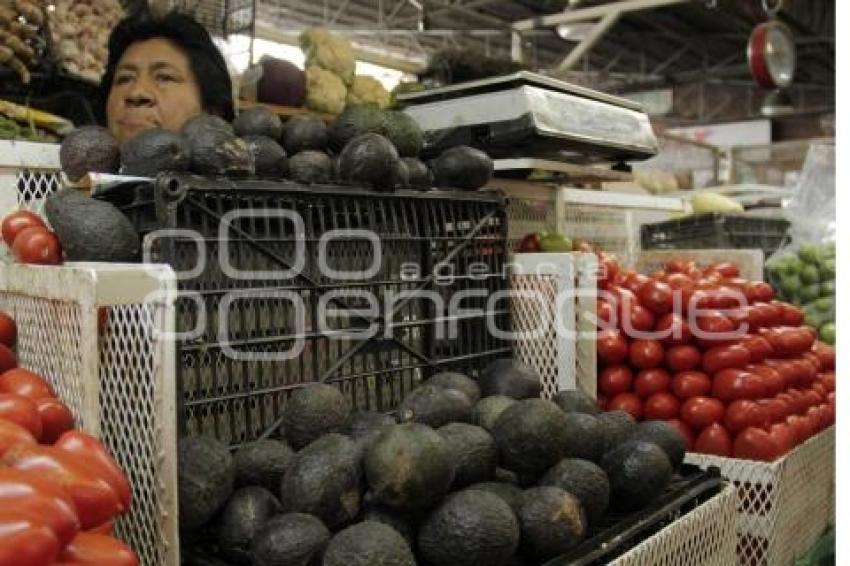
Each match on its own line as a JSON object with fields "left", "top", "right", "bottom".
{"left": 114, "top": 74, "right": 133, "bottom": 85}
{"left": 156, "top": 74, "right": 178, "bottom": 83}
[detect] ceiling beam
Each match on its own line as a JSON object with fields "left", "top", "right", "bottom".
{"left": 553, "top": 10, "right": 620, "bottom": 73}
{"left": 513, "top": 0, "right": 695, "bottom": 30}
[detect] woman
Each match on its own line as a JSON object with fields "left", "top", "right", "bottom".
{"left": 100, "top": 11, "right": 234, "bottom": 144}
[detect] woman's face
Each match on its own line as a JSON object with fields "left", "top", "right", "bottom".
{"left": 106, "top": 38, "right": 203, "bottom": 144}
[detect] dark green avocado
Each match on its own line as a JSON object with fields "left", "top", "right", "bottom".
{"left": 427, "top": 371, "right": 482, "bottom": 404}
{"left": 398, "top": 385, "right": 472, "bottom": 428}
{"left": 479, "top": 358, "right": 542, "bottom": 400}
{"left": 233, "top": 106, "right": 283, "bottom": 139}
{"left": 177, "top": 436, "right": 235, "bottom": 530}
{"left": 60, "top": 126, "right": 120, "bottom": 182}
{"left": 281, "top": 383, "right": 352, "bottom": 450}
{"left": 540, "top": 458, "right": 610, "bottom": 525}
{"left": 491, "top": 398, "right": 570, "bottom": 476}
{"left": 120, "top": 128, "right": 190, "bottom": 177}
{"left": 552, "top": 389, "right": 600, "bottom": 415}
{"left": 323, "top": 521, "right": 416, "bottom": 566}
{"left": 517, "top": 486, "right": 587, "bottom": 561}
{"left": 233, "top": 439, "right": 294, "bottom": 493}
{"left": 438, "top": 422, "right": 498, "bottom": 488}
{"left": 471, "top": 395, "right": 516, "bottom": 432}
{"left": 250, "top": 512, "right": 330, "bottom": 566}
{"left": 217, "top": 486, "right": 282, "bottom": 563}
{"left": 601, "top": 440, "right": 673, "bottom": 511}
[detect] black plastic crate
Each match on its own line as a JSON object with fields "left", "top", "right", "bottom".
{"left": 641, "top": 213, "right": 789, "bottom": 256}
{"left": 99, "top": 174, "right": 511, "bottom": 445}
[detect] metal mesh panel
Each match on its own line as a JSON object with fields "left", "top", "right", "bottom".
{"left": 168, "top": 0, "right": 255, "bottom": 36}
{"left": 510, "top": 273, "right": 560, "bottom": 399}
{"left": 505, "top": 195, "right": 557, "bottom": 251}
{"left": 15, "top": 168, "right": 63, "bottom": 214}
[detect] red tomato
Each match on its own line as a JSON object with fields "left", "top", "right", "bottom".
{"left": 0, "top": 393, "right": 41, "bottom": 440}
{"left": 702, "top": 344, "right": 750, "bottom": 374}
{"left": 57, "top": 532, "right": 139, "bottom": 566}
{"left": 706, "top": 262, "right": 739, "bottom": 278}
{"left": 634, "top": 368, "right": 671, "bottom": 398}
{"left": 785, "top": 414, "right": 811, "bottom": 445}
{"left": 801, "top": 351, "right": 822, "bottom": 372}
{"left": 694, "top": 311, "right": 738, "bottom": 347}
{"left": 643, "top": 392, "right": 680, "bottom": 420}
{"left": 0, "top": 509, "right": 62, "bottom": 566}
{"left": 598, "top": 365, "right": 634, "bottom": 397}
{"left": 11, "top": 227, "right": 63, "bottom": 266}
{"left": 757, "top": 398, "right": 787, "bottom": 425}
{"left": 638, "top": 280, "right": 674, "bottom": 316}
{"left": 55, "top": 431, "right": 132, "bottom": 512}
{"left": 629, "top": 340, "right": 665, "bottom": 369}
{"left": 733, "top": 427, "right": 781, "bottom": 461}
{"left": 822, "top": 402, "right": 835, "bottom": 427}
{"left": 598, "top": 254, "right": 620, "bottom": 285}
{"left": 712, "top": 369, "right": 767, "bottom": 402}
{"left": 1, "top": 210, "right": 47, "bottom": 247}
{"left": 87, "top": 521, "right": 113, "bottom": 536}
{"left": 665, "top": 345, "right": 701, "bottom": 372}
{"left": 769, "top": 422, "right": 796, "bottom": 453}
{"left": 794, "top": 358, "right": 817, "bottom": 386}
{"left": 743, "top": 281, "right": 775, "bottom": 304}
{"left": 812, "top": 342, "right": 835, "bottom": 371}
{"left": 664, "top": 272, "right": 695, "bottom": 289}
{"left": 623, "top": 273, "right": 649, "bottom": 296}
{"left": 740, "top": 335, "right": 773, "bottom": 363}
{"left": 35, "top": 398, "right": 76, "bottom": 445}
{"left": 597, "top": 329, "right": 629, "bottom": 366}
{"left": 747, "top": 364, "right": 787, "bottom": 397}
{"left": 664, "top": 259, "right": 694, "bottom": 274}
{"left": 755, "top": 302, "right": 783, "bottom": 328}
{"left": 596, "top": 299, "right": 616, "bottom": 329}
{"left": 0, "top": 312, "right": 16, "bottom": 349}
{"left": 621, "top": 303, "right": 655, "bottom": 335}
{"left": 680, "top": 396, "right": 725, "bottom": 430}
{"left": 0, "top": 344, "right": 17, "bottom": 374}
{"left": 665, "top": 419, "right": 695, "bottom": 450}
{"left": 724, "top": 399, "right": 769, "bottom": 434}
{"left": 671, "top": 370, "right": 711, "bottom": 400}
{"left": 608, "top": 393, "right": 643, "bottom": 420}
{"left": 805, "top": 405, "right": 825, "bottom": 433}
{"left": 655, "top": 313, "right": 693, "bottom": 346}
{"left": 0, "top": 467, "right": 80, "bottom": 547}
{"left": 0, "top": 418, "right": 36, "bottom": 457}
{"left": 779, "top": 304, "right": 805, "bottom": 327}
{"left": 694, "top": 423, "right": 732, "bottom": 457}
{"left": 818, "top": 372, "right": 835, "bottom": 393}
{"left": 0, "top": 368, "right": 54, "bottom": 400}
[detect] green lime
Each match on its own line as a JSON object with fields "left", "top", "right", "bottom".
{"left": 819, "top": 322, "right": 835, "bottom": 346}
{"left": 538, "top": 232, "right": 573, "bottom": 252}
{"left": 814, "top": 296, "right": 835, "bottom": 313}
{"left": 798, "top": 244, "right": 819, "bottom": 264}
{"left": 800, "top": 264, "right": 820, "bottom": 284}
{"left": 821, "top": 280, "right": 836, "bottom": 296}
{"left": 820, "top": 258, "right": 836, "bottom": 280}
{"left": 780, "top": 274, "right": 802, "bottom": 296}
{"left": 805, "top": 311, "right": 824, "bottom": 329}
{"left": 799, "top": 283, "right": 820, "bottom": 303}
{"left": 783, "top": 256, "right": 804, "bottom": 276}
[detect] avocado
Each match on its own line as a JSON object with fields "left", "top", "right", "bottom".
{"left": 479, "top": 359, "right": 542, "bottom": 400}
{"left": 233, "top": 439, "right": 294, "bottom": 493}
{"left": 328, "top": 105, "right": 385, "bottom": 152}
{"left": 393, "top": 159, "right": 410, "bottom": 190}
{"left": 233, "top": 106, "right": 283, "bottom": 139}
{"left": 177, "top": 436, "right": 235, "bottom": 530}
{"left": 120, "top": 128, "right": 190, "bottom": 177}
{"left": 428, "top": 371, "right": 481, "bottom": 404}
{"left": 323, "top": 521, "right": 416, "bottom": 566}
{"left": 629, "top": 420, "right": 686, "bottom": 469}
{"left": 601, "top": 440, "right": 673, "bottom": 511}
{"left": 492, "top": 399, "right": 570, "bottom": 476}
{"left": 182, "top": 114, "right": 254, "bottom": 176}
{"left": 540, "top": 458, "right": 609, "bottom": 525}
{"left": 361, "top": 505, "right": 418, "bottom": 548}
{"left": 280, "top": 434, "right": 362, "bottom": 529}
{"left": 289, "top": 151, "right": 333, "bottom": 184}
{"left": 217, "top": 486, "right": 282, "bottom": 563}
{"left": 494, "top": 467, "right": 520, "bottom": 485}
{"left": 345, "top": 411, "right": 397, "bottom": 456}
{"left": 402, "top": 157, "right": 432, "bottom": 190}
{"left": 283, "top": 114, "right": 329, "bottom": 154}
{"left": 418, "top": 489, "right": 519, "bottom": 566}
{"left": 251, "top": 513, "right": 330, "bottom": 566}
{"left": 381, "top": 111, "right": 424, "bottom": 157}
{"left": 282, "top": 383, "right": 352, "bottom": 450}
{"left": 517, "top": 486, "right": 587, "bottom": 561}
{"left": 472, "top": 395, "right": 516, "bottom": 432}
{"left": 553, "top": 389, "right": 600, "bottom": 415}
{"left": 467, "top": 481, "right": 524, "bottom": 514}
{"left": 561, "top": 412, "right": 604, "bottom": 462}
{"left": 364, "top": 423, "right": 454, "bottom": 511}
{"left": 60, "top": 126, "right": 120, "bottom": 182}
{"left": 338, "top": 133, "right": 400, "bottom": 191}
{"left": 438, "top": 423, "right": 498, "bottom": 488}
{"left": 430, "top": 145, "right": 493, "bottom": 190}
{"left": 45, "top": 189, "right": 140, "bottom": 262}
{"left": 398, "top": 385, "right": 472, "bottom": 428}
{"left": 597, "top": 410, "right": 638, "bottom": 454}
{"left": 243, "top": 135, "right": 288, "bottom": 178}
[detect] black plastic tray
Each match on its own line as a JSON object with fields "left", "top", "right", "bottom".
{"left": 641, "top": 213, "right": 789, "bottom": 257}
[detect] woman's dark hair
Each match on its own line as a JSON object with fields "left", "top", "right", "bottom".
{"left": 99, "top": 11, "right": 234, "bottom": 122}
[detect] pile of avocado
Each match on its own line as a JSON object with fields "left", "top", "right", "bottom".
{"left": 178, "top": 359, "right": 685, "bottom": 566}
{"left": 767, "top": 242, "right": 835, "bottom": 344}
{"left": 60, "top": 105, "right": 494, "bottom": 193}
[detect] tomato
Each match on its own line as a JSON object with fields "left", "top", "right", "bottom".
{"left": 757, "top": 398, "right": 787, "bottom": 425}
{"left": 0, "top": 368, "right": 54, "bottom": 401}
{"left": 1, "top": 210, "right": 47, "bottom": 248}
{"left": 701, "top": 344, "right": 750, "bottom": 374}
{"left": 743, "top": 281, "right": 775, "bottom": 304}
{"left": 643, "top": 392, "right": 680, "bottom": 420}
{"left": 680, "top": 396, "right": 725, "bottom": 430}
{"left": 57, "top": 532, "right": 140, "bottom": 566}
{"left": 621, "top": 303, "right": 655, "bottom": 335}
{"left": 724, "top": 399, "right": 769, "bottom": 434}
{"left": 694, "top": 423, "right": 733, "bottom": 457}
{"left": 0, "top": 509, "right": 62, "bottom": 566}
{"left": 608, "top": 393, "right": 643, "bottom": 420}
{"left": 805, "top": 406, "right": 825, "bottom": 434}
{"left": 694, "top": 311, "right": 738, "bottom": 347}
{"left": 822, "top": 402, "right": 835, "bottom": 428}
{"left": 671, "top": 370, "right": 711, "bottom": 400}
{"left": 733, "top": 427, "right": 781, "bottom": 461}
{"left": 665, "top": 419, "right": 695, "bottom": 450}
{"left": 712, "top": 369, "right": 767, "bottom": 402}
{"left": 801, "top": 352, "right": 822, "bottom": 373}
{"left": 596, "top": 299, "right": 616, "bottom": 329}
{"left": 709, "top": 286, "right": 744, "bottom": 310}
{"left": 665, "top": 345, "right": 701, "bottom": 372}
{"left": 35, "top": 398, "right": 75, "bottom": 445}
{"left": 598, "top": 254, "right": 620, "bottom": 285}
{"left": 637, "top": 280, "right": 674, "bottom": 316}
{"left": 785, "top": 414, "right": 811, "bottom": 445}
{"left": 773, "top": 327, "right": 816, "bottom": 357}
{"left": 755, "top": 302, "right": 783, "bottom": 328}
{"left": 11, "top": 227, "right": 63, "bottom": 266}
{"left": 622, "top": 273, "right": 649, "bottom": 296}
{"left": 740, "top": 335, "right": 773, "bottom": 363}
{"left": 818, "top": 372, "right": 835, "bottom": 393}
{"left": 779, "top": 304, "right": 804, "bottom": 327}
{"left": 664, "top": 259, "right": 695, "bottom": 274}
{"left": 655, "top": 313, "right": 693, "bottom": 346}
{"left": 768, "top": 422, "right": 796, "bottom": 454}
{"left": 55, "top": 431, "right": 132, "bottom": 512}
{"left": 0, "top": 417, "right": 36, "bottom": 457}
{"left": 0, "top": 468, "right": 80, "bottom": 547}
{"left": 0, "top": 394, "right": 41, "bottom": 440}
{"left": 629, "top": 340, "right": 665, "bottom": 369}
{"left": 812, "top": 342, "right": 835, "bottom": 371}
{"left": 705, "top": 262, "right": 739, "bottom": 278}
{"left": 794, "top": 359, "right": 817, "bottom": 386}
{"left": 0, "top": 312, "right": 16, "bottom": 349}
{"left": 597, "top": 330, "right": 629, "bottom": 366}
{"left": 747, "top": 365, "right": 786, "bottom": 397}
{"left": 634, "top": 368, "right": 670, "bottom": 398}
{"left": 0, "top": 344, "right": 17, "bottom": 374}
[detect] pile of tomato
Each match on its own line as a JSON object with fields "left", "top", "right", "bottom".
{"left": 595, "top": 255, "right": 835, "bottom": 462}
{"left": 1, "top": 210, "right": 63, "bottom": 266}
{"left": 0, "top": 311, "right": 138, "bottom": 565}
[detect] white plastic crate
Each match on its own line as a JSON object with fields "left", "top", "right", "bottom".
{"left": 509, "top": 252, "right": 597, "bottom": 399}
{"left": 636, "top": 249, "right": 765, "bottom": 281}
{"left": 612, "top": 483, "right": 738, "bottom": 566}
{"left": 0, "top": 262, "right": 179, "bottom": 566}
{"left": 0, "top": 140, "right": 63, "bottom": 216}
{"left": 685, "top": 426, "right": 835, "bottom": 566}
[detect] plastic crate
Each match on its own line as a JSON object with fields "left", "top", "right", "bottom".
{"left": 685, "top": 426, "right": 835, "bottom": 566}
{"left": 0, "top": 140, "right": 63, "bottom": 216}
{"left": 100, "top": 174, "right": 511, "bottom": 444}
{"left": 636, "top": 249, "right": 766, "bottom": 281}
{"left": 0, "top": 262, "right": 179, "bottom": 566}
{"left": 641, "top": 213, "right": 790, "bottom": 258}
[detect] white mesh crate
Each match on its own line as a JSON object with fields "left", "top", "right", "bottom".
{"left": 636, "top": 249, "right": 765, "bottom": 281}
{"left": 612, "top": 483, "right": 738, "bottom": 566}
{"left": 0, "top": 262, "right": 179, "bottom": 566}
{"left": 486, "top": 178, "right": 558, "bottom": 251}
{"left": 0, "top": 140, "right": 63, "bottom": 216}
{"left": 509, "top": 252, "right": 597, "bottom": 399}
{"left": 685, "top": 426, "right": 835, "bottom": 566}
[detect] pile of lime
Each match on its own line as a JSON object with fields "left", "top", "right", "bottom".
{"left": 768, "top": 242, "right": 835, "bottom": 345}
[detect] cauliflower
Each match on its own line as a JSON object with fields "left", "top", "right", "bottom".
{"left": 300, "top": 27, "right": 355, "bottom": 86}
{"left": 346, "top": 75, "right": 391, "bottom": 109}
{"left": 305, "top": 65, "right": 347, "bottom": 115}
